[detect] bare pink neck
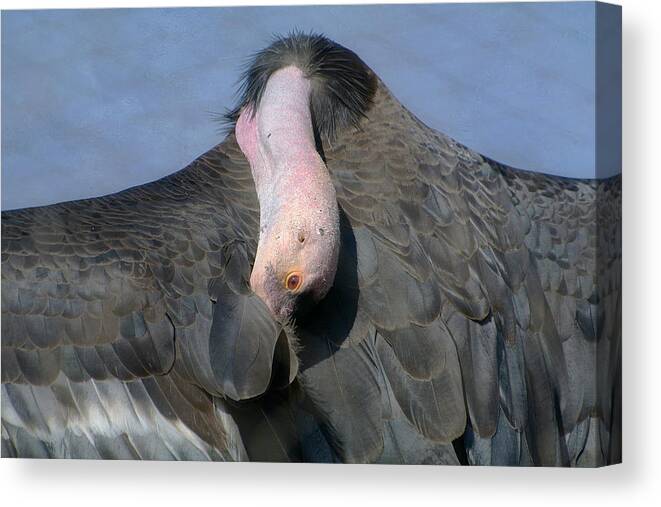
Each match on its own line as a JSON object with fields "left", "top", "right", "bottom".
{"left": 235, "top": 66, "right": 339, "bottom": 230}
{"left": 236, "top": 66, "right": 320, "bottom": 197}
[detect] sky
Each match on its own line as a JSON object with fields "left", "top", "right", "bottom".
{"left": 1, "top": 2, "right": 621, "bottom": 210}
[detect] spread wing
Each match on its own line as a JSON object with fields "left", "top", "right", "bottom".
{"left": 499, "top": 166, "right": 622, "bottom": 465}
{"left": 297, "top": 83, "right": 621, "bottom": 466}
{"left": 1, "top": 141, "right": 300, "bottom": 461}
{"left": 2, "top": 80, "right": 621, "bottom": 466}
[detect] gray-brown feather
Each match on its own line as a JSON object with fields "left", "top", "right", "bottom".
{"left": 2, "top": 43, "right": 620, "bottom": 465}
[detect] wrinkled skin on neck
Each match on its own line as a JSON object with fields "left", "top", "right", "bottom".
{"left": 235, "top": 66, "right": 340, "bottom": 322}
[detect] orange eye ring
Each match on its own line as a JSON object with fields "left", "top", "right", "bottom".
{"left": 284, "top": 271, "right": 303, "bottom": 292}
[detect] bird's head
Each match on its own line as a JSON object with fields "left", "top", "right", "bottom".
{"left": 228, "top": 32, "right": 376, "bottom": 322}
{"left": 248, "top": 192, "right": 341, "bottom": 322}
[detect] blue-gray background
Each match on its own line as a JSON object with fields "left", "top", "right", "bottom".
{"left": 1, "top": 2, "right": 620, "bottom": 211}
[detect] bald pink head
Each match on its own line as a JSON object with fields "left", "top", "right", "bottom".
{"left": 236, "top": 66, "right": 340, "bottom": 322}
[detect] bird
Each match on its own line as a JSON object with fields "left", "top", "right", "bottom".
{"left": 1, "top": 32, "right": 621, "bottom": 466}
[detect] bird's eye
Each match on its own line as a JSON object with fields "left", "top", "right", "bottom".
{"left": 285, "top": 271, "right": 303, "bottom": 291}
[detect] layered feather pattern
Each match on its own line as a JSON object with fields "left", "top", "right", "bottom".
{"left": 2, "top": 34, "right": 620, "bottom": 466}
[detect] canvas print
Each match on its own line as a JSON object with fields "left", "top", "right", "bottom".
{"left": 1, "top": 2, "right": 622, "bottom": 466}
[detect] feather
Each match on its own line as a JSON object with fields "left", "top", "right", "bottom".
{"left": 376, "top": 333, "right": 465, "bottom": 443}
{"left": 297, "top": 330, "right": 384, "bottom": 463}
{"left": 206, "top": 280, "right": 285, "bottom": 400}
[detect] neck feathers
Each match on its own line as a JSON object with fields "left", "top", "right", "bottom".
{"left": 225, "top": 32, "right": 377, "bottom": 142}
